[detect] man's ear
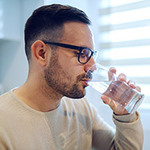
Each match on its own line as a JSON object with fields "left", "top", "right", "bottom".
{"left": 31, "top": 40, "right": 49, "bottom": 66}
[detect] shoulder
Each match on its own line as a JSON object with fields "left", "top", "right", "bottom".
{"left": 0, "top": 91, "right": 16, "bottom": 126}
{"left": 0, "top": 91, "right": 13, "bottom": 108}
{"left": 0, "top": 90, "right": 21, "bottom": 116}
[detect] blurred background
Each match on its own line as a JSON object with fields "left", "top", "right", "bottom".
{"left": 0, "top": 0, "right": 150, "bottom": 149}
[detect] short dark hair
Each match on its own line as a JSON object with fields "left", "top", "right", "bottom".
{"left": 24, "top": 4, "right": 91, "bottom": 61}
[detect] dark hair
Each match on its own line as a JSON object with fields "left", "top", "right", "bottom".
{"left": 24, "top": 4, "right": 91, "bottom": 61}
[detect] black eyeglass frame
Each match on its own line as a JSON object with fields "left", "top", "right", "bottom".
{"left": 43, "top": 40, "right": 97, "bottom": 64}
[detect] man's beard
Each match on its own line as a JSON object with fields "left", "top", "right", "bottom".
{"left": 44, "top": 52, "right": 86, "bottom": 99}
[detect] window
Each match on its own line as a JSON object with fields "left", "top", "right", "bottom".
{"left": 98, "top": 0, "right": 150, "bottom": 108}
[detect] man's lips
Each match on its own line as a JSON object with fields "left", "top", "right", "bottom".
{"left": 77, "top": 73, "right": 92, "bottom": 87}
{"left": 81, "top": 78, "right": 91, "bottom": 87}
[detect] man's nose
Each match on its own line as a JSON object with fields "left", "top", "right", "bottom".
{"left": 84, "top": 56, "right": 96, "bottom": 72}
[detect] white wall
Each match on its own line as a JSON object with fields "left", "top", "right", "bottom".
{"left": 0, "top": 0, "right": 43, "bottom": 91}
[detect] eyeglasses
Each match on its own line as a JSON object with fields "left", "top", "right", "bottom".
{"left": 43, "top": 41, "right": 97, "bottom": 64}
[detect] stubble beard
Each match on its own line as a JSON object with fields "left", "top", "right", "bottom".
{"left": 44, "top": 52, "right": 86, "bottom": 99}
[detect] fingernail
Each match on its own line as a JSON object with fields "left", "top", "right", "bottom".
{"left": 129, "top": 80, "right": 135, "bottom": 85}
{"left": 119, "top": 74, "right": 126, "bottom": 79}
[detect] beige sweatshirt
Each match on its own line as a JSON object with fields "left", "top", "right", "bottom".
{"left": 0, "top": 91, "right": 143, "bottom": 150}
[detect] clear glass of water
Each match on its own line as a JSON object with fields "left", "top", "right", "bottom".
{"left": 86, "top": 63, "right": 144, "bottom": 113}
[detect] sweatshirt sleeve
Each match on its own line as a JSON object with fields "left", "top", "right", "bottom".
{"left": 91, "top": 106, "right": 144, "bottom": 150}
{"left": 112, "top": 111, "right": 144, "bottom": 150}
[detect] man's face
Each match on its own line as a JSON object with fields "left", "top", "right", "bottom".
{"left": 44, "top": 22, "right": 95, "bottom": 98}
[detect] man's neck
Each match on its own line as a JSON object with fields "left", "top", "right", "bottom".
{"left": 13, "top": 81, "right": 63, "bottom": 112}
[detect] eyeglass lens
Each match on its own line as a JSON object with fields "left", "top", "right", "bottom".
{"left": 79, "top": 48, "right": 92, "bottom": 64}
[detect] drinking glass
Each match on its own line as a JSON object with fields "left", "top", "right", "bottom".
{"left": 86, "top": 63, "right": 144, "bottom": 113}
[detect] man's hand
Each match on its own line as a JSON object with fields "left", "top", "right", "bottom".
{"left": 101, "top": 67, "right": 141, "bottom": 115}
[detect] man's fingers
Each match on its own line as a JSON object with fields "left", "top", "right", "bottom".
{"left": 135, "top": 86, "right": 141, "bottom": 92}
{"left": 118, "top": 73, "right": 127, "bottom": 82}
{"left": 101, "top": 95, "right": 129, "bottom": 115}
{"left": 128, "top": 80, "right": 136, "bottom": 88}
{"left": 101, "top": 95, "right": 117, "bottom": 110}
{"left": 108, "top": 67, "right": 116, "bottom": 80}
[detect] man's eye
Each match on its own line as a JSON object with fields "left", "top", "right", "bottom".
{"left": 80, "top": 52, "right": 86, "bottom": 58}
{"left": 81, "top": 49, "right": 90, "bottom": 58}
{"left": 73, "top": 51, "right": 79, "bottom": 57}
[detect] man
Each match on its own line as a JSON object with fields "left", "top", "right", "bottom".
{"left": 0, "top": 4, "right": 143, "bottom": 150}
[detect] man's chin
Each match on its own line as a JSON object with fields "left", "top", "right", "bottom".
{"left": 66, "top": 90, "right": 86, "bottom": 99}
{"left": 75, "top": 89, "right": 86, "bottom": 99}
